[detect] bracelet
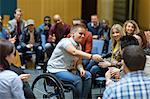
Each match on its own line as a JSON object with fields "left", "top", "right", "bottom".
{"left": 90, "top": 54, "right": 93, "bottom": 60}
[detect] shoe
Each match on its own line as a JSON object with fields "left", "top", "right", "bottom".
{"left": 38, "top": 62, "right": 44, "bottom": 66}
{"left": 21, "top": 65, "right": 26, "bottom": 69}
{"left": 36, "top": 66, "right": 41, "bottom": 70}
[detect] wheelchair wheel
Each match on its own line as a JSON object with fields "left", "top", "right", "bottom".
{"left": 31, "top": 73, "right": 65, "bottom": 99}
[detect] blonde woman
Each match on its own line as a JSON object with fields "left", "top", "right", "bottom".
{"left": 123, "top": 20, "right": 140, "bottom": 36}
{"left": 99, "top": 24, "right": 125, "bottom": 67}
{"left": 90, "top": 24, "right": 125, "bottom": 83}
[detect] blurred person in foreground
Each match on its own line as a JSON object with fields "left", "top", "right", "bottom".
{"left": 103, "top": 45, "right": 150, "bottom": 99}
{"left": 0, "top": 39, "right": 26, "bottom": 99}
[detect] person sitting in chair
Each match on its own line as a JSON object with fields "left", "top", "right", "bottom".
{"left": 47, "top": 24, "right": 103, "bottom": 99}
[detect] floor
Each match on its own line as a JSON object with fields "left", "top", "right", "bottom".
{"left": 24, "top": 60, "right": 150, "bottom": 99}
{"left": 24, "top": 69, "right": 104, "bottom": 99}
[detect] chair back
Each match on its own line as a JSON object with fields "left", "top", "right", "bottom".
{"left": 91, "top": 39, "right": 104, "bottom": 55}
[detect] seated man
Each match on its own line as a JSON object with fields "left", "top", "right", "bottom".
{"left": 19, "top": 19, "right": 43, "bottom": 69}
{"left": 47, "top": 24, "right": 102, "bottom": 99}
{"left": 87, "top": 14, "right": 101, "bottom": 39}
{"left": 38, "top": 16, "right": 52, "bottom": 60}
{"left": 0, "top": 15, "right": 21, "bottom": 67}
{"left": 99, "top": 19, "right": 111, "bottom": 54}
{"left": 71, "top": 18, "right": 93, "bottom": 67}
{"left": 103, "top": 45, "right": 150, "bottom": 98}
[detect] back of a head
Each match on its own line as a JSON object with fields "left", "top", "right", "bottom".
{"left": 0, "top": 39, "right": 14, "bottom": 70}
{"left": 123, "top": 45, "right": 146, "bottom": 71}
{"left": 120, "top": 35, "right": 139, "bottom": 49}
{"left": 136, "top": 31, "right": 147, "bottom": 49}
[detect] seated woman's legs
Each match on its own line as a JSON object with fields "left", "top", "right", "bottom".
{"left": 85, "top": 60, "right": 98, "bottom": 71}
{"left": 90, "top": 65, "right": 108, "bottom": 77}
{"left": 90, "top": 65, "right": 108, "bottom": 86}
{"left": 54, "top": 71, "right": 91, "bottom": 99}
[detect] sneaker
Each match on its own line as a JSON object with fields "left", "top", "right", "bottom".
{"left": 36, "top": 66, "right": 41, "bottom": 70}
{"left": 38, "top": 62, "right": 44, "bottom": 66}
{"left": 21, "top": 65, "right": 26, "bottom": 69}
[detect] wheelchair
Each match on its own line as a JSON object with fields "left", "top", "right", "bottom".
{"left": 31, "top": 65, "right": 78, "bottom": 99}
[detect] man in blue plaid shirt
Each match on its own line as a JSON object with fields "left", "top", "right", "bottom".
{"left": 103, "top": 45, "right": 150, "bottom": 99}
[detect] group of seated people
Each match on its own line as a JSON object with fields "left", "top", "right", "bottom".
{"left": 0, "top": 8, "right": 150, "bottom": 99}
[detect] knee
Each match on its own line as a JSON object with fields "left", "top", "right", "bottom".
{"left": 45, "top": 43, "right": 52, "bottom": 49}
{"left": 90, "top": 65, "right": 99, "bottom": 74}
{"left": 16, "top": 45, "right": 22, "bottom": 52}
{"left": 84, "top": 71, "right": 92, "bottom": 80}
{"left": 73, "top": 76, "right": 82, "bottom": 85}
{"left": 37, "top": 46, "right": 43, "bottom": 50}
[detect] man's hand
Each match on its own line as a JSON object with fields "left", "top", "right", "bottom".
{"left": 80, "top": 68, "right": 85, "bottom": 77}
{"left": 92, "top": 54, "right": 103, "bottom": 62}
{"left": 52, "top": 34, "right": 56, "bottom": 42}
{"left": 26, "top": 44, "right": 33, "bottom": 48}
{"left": 144, "top": 31, "right": 150, "bottom": 43}
{"left": 19, "top": 74, "right": 31, "bottom": 81}
{"left": 105, "top": 69, "right": 112, "bottom": 80}
{"left": 9, "top": 37, "right": 16, "bottom": 43}
{"left": 93, "top": 35, "right": 98, "bottom": 39}
{"left": 44, "top": 25, "right": 49, "bottom": 30}
{"left": 98, "top": 60, "right": 111, "bottom": 68}
{"left": 109, "top": 67, "right": 120, "bottom": 80}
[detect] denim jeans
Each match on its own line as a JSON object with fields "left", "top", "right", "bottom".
{"left": 90, "top": 65, "right": 108, "bottom": 78}
{"left": 53, "top": 70, "right": 91, "bottom": 99}
{"left": 41, "top": 34, "right": 47, "bottom": 49}
{"left": 85, "top": 60, "right": 98, "bottom": 71}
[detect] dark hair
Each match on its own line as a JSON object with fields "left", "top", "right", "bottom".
{"left": 122, "top": 45, "right": 146, "bottom": 71}
{"left": 120, "top": 35, "right": 139, "bottom": 49}
{"left": 44, "top": 16, "right": 51, "bottom": 21}
{"left": 136, "top": 31, "right": 147, "bottom": 49}
{"left": 0, "top": 39, "right": 14, "bottom": 70}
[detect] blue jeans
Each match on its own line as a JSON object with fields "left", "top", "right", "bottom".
{"left": 90, "top": 65, "right": 108, "bottom": 79}
{"left": 53, "top": 71, "right": 91, "bottom": 99}
{"left": 85, "top": 60, "right": 98, "bottom": 71}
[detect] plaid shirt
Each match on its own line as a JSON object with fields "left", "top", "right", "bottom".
{"left": 103, "top": 71, "right": 150, "bottom": 99}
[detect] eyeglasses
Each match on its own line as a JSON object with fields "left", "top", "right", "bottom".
{"left": 28, "top": 24, "right": 34, "bottom": 26}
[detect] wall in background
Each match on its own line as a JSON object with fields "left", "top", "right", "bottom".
{"left": 82, "top": 0, "right": 97, "bottom": 23}
{"left": 17, "top": 0, "right": 81, "bottom": 26}
{"left": 0, "top": 0, "right": 17, "bottom": 27}
{"left": 137, "top": 0, "right": 150, "bottom": 30}
{"left": 97, "top": 0, "right": 114, "bottom": 26}
{"left": 1, "top": 0, "right": 149, "bottom": 29}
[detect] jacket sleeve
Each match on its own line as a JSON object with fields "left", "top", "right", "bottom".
{"left": 11, "top": 76, "right": 25, "bottom": 99}
{"left": 84, "top": 33, "right": 93, "bottom": 53}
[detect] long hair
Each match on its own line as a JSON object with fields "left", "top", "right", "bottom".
{"left": 0, "top": 39, "right": 14, "bottom": 71}
{"left": 123, "top": 20, "right": 140, "bottom": 35}
{"left": 110, "top": 24, "right": 125, "bottom": 50}
{"left": 136, "top": 31, "right": 147, "bottom": 49}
